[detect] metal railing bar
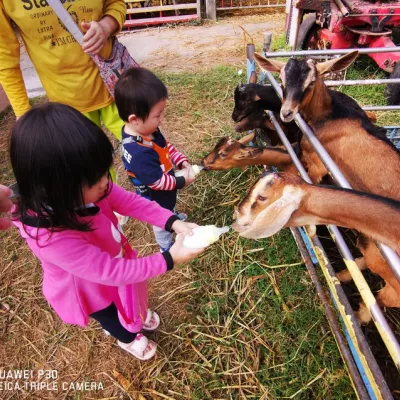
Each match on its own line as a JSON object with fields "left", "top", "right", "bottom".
{"left": 267, "top": 110, "right": 397, "bottom": 394}
{"left": 325, "top": 78, "right": 400, "bottom": 86}
{"left": 266, "top": 70, "right": 400, "bottom": 280}
{"left": 348, "top": 13, "right": 400, "bottom": 17}
{"left": 265, "top": 70, "right": 400, "bottom": 370}
{"left": 264, "top": 47, "right": 400, "bottom": 58}
{"left": 362, "top": 105, "right": 400, "bottom": 111}
{"left": 310, "top": 231, "right": 394, "bottom": 399}
{"left": 290, "top": 227, "right": 371, "bottom": 400}
{"left": 216, "top": 4, "right": 285, "bottom": 9}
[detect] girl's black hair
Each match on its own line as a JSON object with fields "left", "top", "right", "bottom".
{"left": 114, "top": 67, "right": 168, "bottom": 122}
{"left": 10, "top": 102, "right": 114, "bottom": 231}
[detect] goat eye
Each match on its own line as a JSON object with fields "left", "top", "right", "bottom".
{"left": 219, "top": 152, "right": 227, "bottom": 159}
{"left": 257, "top": 195, "right": 267, "bottom": 201}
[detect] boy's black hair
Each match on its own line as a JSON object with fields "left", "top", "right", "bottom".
{"left": 114, "top": 67, "right": 168, "bottom": 122}
{"left": 10, "top": 102, "right": 114, "bottom": 232}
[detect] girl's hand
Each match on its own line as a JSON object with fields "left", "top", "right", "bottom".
{"left": 171, "top": 220, "right": 198, "bottom": 235}
{"left": 0, "top": 185, "right": 13, "bottom": 230}
{"left": 182, "top": 167, "right": 196, "bottom": 186}
{"left": 169, "top": 234, "right": 205, "bottom": 266}
{"left": 81, "top": 21, "right": 108, "bottom": 54}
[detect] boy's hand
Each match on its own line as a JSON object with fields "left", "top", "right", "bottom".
{"left": 169, "top": 233, "right": 205, "bottom": 266}
{"left": 181, "top": 161, "right": 191, "bottom": 169}
{"left": 182, "top": 167, "right": 196, "bottom": 186}
{"left": 171, "top": 220, "right": 198, "bottom": 235}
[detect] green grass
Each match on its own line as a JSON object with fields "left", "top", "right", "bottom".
{"left": 153, "top": 65, "right": 357, "bottom": 399}
{"left": 341, "top": 55, "right": 387, "bottom": 106}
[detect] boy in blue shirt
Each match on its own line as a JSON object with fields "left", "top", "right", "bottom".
{"left": 115, "top": 67, "right": 195, "bottom": 251}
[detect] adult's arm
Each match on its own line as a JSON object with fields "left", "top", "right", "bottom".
{"left": 81, "top": 1, "right": 126, "bottom": 55}
{"left": 0, "top": 3, "right": 30, "bottom": 117}
{"left": 103, "top": 0, "right": 127, "bottom": 33}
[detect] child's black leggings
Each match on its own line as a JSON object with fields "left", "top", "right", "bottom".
{"left": 90, "top": 302, "right": 137, "bottom": 343}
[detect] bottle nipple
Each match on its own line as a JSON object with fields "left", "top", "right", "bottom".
{"left": 191, "top": 165, "right": 204, "bottom": 176}
{"left": 205, "top": 225, "right": 230, "bottom": 242}
{"left": 215, "top": 226, "right": 230, "bottom": 236}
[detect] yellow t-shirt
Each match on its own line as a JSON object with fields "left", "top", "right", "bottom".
{"left": 0, "top": 0, "right": 126, "bottom": 117}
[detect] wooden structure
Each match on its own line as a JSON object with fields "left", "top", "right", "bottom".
{"left": 124, "top": 0, "right": 201, "bottom": 28}
{"left": 206, "top": 0, "right": 285, "bottom": 21}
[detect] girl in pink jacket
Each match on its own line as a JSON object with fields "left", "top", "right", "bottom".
{"left": 10, "top": 103, "right": 204, "bottom": 361}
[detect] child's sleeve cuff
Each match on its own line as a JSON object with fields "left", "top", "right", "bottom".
{"left": 165, "top": 215, "right": 180, "bottom": 232}
{"left": 175, "top": 176, "right": 185, "bottom": 189}
{"left": 161, "top": 251, "right": 174, "bottom": 271}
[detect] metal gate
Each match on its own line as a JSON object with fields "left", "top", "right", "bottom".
{"left": 245, "top": 39, "right": 400, "bottom": 399}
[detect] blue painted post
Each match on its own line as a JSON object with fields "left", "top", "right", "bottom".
{"left": 246, "top": 44, "right": 256, "bottom": 84}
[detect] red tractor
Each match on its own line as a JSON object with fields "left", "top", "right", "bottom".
{"left": 286, "top": 0, "right": 400, "bottom": 104}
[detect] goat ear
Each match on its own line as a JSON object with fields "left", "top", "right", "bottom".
{"left": 254, "top": 53, "right": 286, "bottom": 73}
{"left": 249, "top": 71, "right": 257, "bottom": 84}
{"left": 316, "top": 51, "right": 359, "bottom": 75}
{"left": 239, "top": 187, "right": 303, "bottom": 239}
{"left": 243, "top": 148, "right": 261, "bottom": 159}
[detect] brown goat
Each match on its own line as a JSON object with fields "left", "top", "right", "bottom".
{"left": 232, "top": 172, "right": 400, "bottom": 319}
{"left": 201, "top": 136, "right": 297, "bottom": 172}
{"left": 254, "top": 51, "right": 400, "bottom": 321}
{"left": 254, "top": 51, "right": 400, "bottom": 196}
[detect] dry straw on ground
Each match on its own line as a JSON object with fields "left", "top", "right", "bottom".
{"left": 2, "top": 11, "right": 399, "bottom": 399}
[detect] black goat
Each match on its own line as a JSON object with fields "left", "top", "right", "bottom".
{"left": 232, "top": 84, "right": 300, "bottom": 145}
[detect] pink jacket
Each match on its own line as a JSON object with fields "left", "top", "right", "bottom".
{"left": 13, "top": 184, "right": 175, "bottom": 331}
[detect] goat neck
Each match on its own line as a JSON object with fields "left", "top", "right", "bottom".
{"left": 293, "top": 186, "right": 400, "bottom": 252}
{"left": 234, "top": 172, "right": 400, "bottom": 252}
{"left": 300, "top": 76, "right": 332, "bottom": 123}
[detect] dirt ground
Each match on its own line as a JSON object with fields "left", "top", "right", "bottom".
{"left": 119, "top": 16, "right": 284, "bottom": 72}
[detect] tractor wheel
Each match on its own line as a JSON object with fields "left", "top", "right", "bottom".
{"left": 297, "top": 13, "right": 318, "bottom": 50}
{"left": 384, "top": 62, "right": 400, "bottom": 105}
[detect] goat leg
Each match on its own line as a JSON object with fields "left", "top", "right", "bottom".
{"left": 355, "top": 301, "right": 372, "bottom": 325}
{"left": 377, "top": 283, "right": 400, "bottom": 308}
{"left": 336, "top": 257, "right": 367, "bottom": 282}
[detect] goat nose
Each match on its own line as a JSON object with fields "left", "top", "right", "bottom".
{"left": 281, "top": 109, "right": 293, "bottom": 119}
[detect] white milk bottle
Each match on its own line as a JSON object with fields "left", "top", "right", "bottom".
{"left": 175, "top": 165, "right": 204, "bottom": 178}
{"left": 183, "top": 225, "right": 230, "bottom": 249}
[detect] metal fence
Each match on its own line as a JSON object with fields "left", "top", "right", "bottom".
{"left": 246, "top": 41, "right": 400, "bottom": 399}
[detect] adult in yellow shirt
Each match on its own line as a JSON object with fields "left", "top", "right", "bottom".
{"left": 0, "top": 0, "right": 127, "bottom": 140}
